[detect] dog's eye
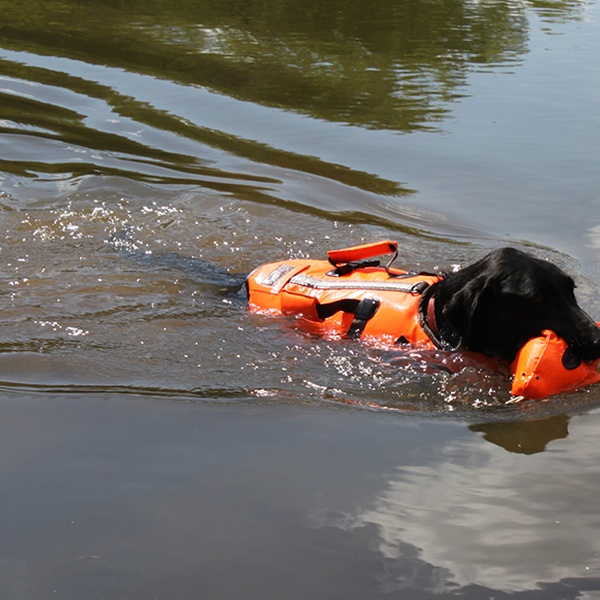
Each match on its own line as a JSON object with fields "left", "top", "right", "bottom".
{"left": 535, "top": 295, "right": 546, "bottom": 304}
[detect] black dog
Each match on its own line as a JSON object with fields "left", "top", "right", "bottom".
{"left": 427, "top": 247, "right": 600, "bottom": 368}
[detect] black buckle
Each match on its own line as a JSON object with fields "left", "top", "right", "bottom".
{"left": 326, "top": 259, "right": 380, "bottom": 277}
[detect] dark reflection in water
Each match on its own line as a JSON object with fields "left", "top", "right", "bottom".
{"left": 470, "top": 414, "right": 570, "bottom": 454}
{"left": 0, "top": 0, "right": 585, "bottom": 132}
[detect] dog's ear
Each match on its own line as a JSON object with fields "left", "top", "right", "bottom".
{"left": 441, "top": 274, "right": 495, "bottom": 344}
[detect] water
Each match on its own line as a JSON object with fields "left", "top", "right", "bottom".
{"left": 1, "top": 0, "right": 600, "bottom": 597}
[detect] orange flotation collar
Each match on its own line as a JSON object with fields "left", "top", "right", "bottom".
{"left": 247, "top": 240, "right": 600, "bottom": 400}
{"left": 511, "top": 330, "right": 600, "bottom": 399}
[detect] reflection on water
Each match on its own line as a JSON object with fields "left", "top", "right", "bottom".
{"left": 313, "top": 413, "right": 600, "bottom": 594}
{"left": 4, "top": 393, "right": 600, "bottom": 599}
{"left": 0, "top": 0, "right": 588, "bottom": 134}
{"left": 470, "top": 414, "right": 570, "bottom": 454}
{"left": 0, "top": 0, "right": 533, "bottom": 131}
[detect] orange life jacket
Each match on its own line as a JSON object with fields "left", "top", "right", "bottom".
{"left": 247, "top": 240, "right": 600, "bottom": 400}
{"left": 247, "top": 240, "right": 441, "bottom": 347}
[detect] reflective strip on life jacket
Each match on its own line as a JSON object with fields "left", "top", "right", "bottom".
{"left": 288, "top": 272, "right": 430, "bottom": 294}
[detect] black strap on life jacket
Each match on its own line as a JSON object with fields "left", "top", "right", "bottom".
{"left": 316, "top": 298, "right": 381, "bottom": 339}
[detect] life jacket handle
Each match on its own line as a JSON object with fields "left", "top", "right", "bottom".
{"left": 327, "top": 240, "right": 399, "bottom": 275}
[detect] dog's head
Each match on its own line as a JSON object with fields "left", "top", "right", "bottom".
{"left": 437, "top": 247, "right": 600, "bottom": 366}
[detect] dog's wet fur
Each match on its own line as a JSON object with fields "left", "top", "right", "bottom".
{"left": 429, "top": 247, "right": 600, "bottom": 368}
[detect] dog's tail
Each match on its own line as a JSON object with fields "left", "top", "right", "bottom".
{"left": 109, "top": 228, "right": 247, "bottom": 295}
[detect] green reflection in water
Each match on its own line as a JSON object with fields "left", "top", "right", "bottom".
{"left": 0, "top": 55, "right": 409, "bottom": 197}
{"left": 1, "top": 0, "right": 583, "bottom": 132}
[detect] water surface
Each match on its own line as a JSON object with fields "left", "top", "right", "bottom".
{"left": 1, "top": 0, "right": 600, "bottom": 597}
